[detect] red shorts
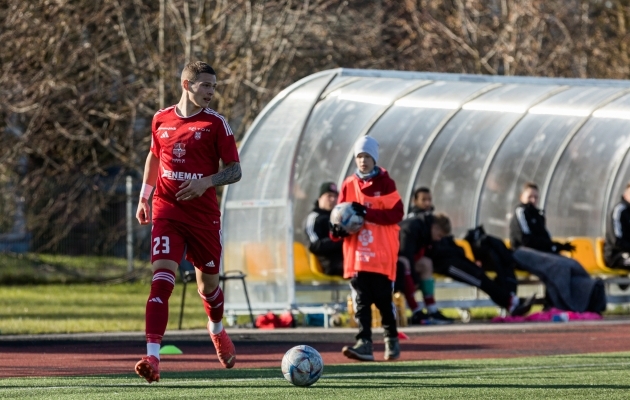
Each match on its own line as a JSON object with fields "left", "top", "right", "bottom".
{"left": 151, "top": 218, "right": 221, "bottom": 274}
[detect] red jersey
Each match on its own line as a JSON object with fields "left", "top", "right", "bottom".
{"left": 150, "top": 105, "right": 239, "bottom": 230}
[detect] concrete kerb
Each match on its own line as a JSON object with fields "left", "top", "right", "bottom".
{"left": 1, "top": 318, "right": 629, "bottom": 343}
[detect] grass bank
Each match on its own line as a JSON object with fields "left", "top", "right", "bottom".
{"left": 0, "top": 283, "right": 208, "bottom": 334}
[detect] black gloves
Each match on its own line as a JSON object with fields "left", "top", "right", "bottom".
{"left": 351, "top": 202, "right": 367, "bottom": 217}
{"left": 556, "top": 242, "right": 576, "bottom": 252}
{"left": 329, "top": 221, "right": 349, "bottom": 238}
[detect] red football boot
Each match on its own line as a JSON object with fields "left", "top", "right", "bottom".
{"left": 208, "top": 324, "right": 236, "bottom": 369}
{"left": 135, "top": 355, "right": 160, "bottom": 383}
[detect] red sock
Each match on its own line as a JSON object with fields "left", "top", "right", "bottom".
{"left": 198, "top": 286, "right": 224, "bottom": 323}
{"left": 403, "top": 274, "right": 419, "bottom": 310}
{"left": 145, "top": 269, "right": 176, "bottom": 344}
{"left": 424, "top": 295, "right": 436, "bottom": 307}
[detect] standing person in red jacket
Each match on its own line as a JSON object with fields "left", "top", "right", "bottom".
{"left": 331, "top": 136, "right": 404, "bottom": 361}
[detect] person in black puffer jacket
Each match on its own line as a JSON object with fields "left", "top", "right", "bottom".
{"left": 304, "top": 182, "right": 343, "bottom": 276}
{"left": 605, "top": 183, "right": 630, "bottom": 269}
{"left": 509, "top": 182, "right": 574, "bottom": 254}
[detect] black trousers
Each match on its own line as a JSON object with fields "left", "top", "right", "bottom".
{"left": 319, "top": 257, "right": 344, "bottom": 276}
{"left": 475, "top": 235, "right": 518, "bottom": 295}
{"left": 351, "top": 271, "right": 398, "bottom": 341}
{"left": 433, "top": 256, "right": 512, "bottom": 309}
{"left": 606, "top": 252, "right": 630, "bottom": 270}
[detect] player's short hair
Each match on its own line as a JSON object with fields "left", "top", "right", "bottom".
{"left": 413, "top": 187, "right": 431, "bottom": 200}
{"left": 432, "top": 212, "right": 451, "bottom": 235}
{"left": 522, "top": 182, "right": 539, "bottom": 192}
{"left": 181, "top": 61, "right": 216, "bottom": 83}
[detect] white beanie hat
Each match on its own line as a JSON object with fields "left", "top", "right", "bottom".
{"left": 353, "top": 136, "right": 379, "bottom": 163}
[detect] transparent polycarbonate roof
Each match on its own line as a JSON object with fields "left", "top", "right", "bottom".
{"left": 221, "top": 68, "right": 630, "bottom": 310}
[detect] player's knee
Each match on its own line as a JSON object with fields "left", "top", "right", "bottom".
{"left": 151, "top": 259, "right": 178, "bottom": 273}
{"left": 197, "top": 272, "right": 220, "bottom": 293}
{"left": 415, "top": 257, "right": 433, "bottom": 274}
{"left": 397, "top": 257, "right": 411, "bottom": 273}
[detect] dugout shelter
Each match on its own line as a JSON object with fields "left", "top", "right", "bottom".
{"left": 220, "top": 68, "right": 630, "bottom": 313}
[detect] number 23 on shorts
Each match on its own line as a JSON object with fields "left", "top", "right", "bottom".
{"left": 153, "top": 236, "right": 170, "bottom": 255}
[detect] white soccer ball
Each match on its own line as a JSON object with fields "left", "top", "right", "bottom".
{"left": 281, "top": 345, "right": 324, "bottom": 387}
{"left": 330, "top": 202, "right": 364, "bottom": 234}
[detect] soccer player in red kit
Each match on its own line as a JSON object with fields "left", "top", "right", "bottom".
{"left": 134, "top": 61, "right": 242, "bottom": 383}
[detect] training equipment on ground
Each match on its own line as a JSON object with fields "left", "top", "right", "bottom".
{"left": 159, "top": 345, "right": 183, "bottom": 355}
{"left": 330, "top": 202, "right": 365, "bottom": 234}
{"left": 281, "top": 345, "right": 324, "bottom": 386}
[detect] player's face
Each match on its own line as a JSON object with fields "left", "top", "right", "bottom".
{"left": 186, "top": 73, "right": 217, "bottom": 108}
{"left": 520, "top": 188, "right": 539, "bottom": 206}
{"left": 355, "top": 153, "right": 375, "bottom": 174}
{"left": 318, "top": 192, "right": 338, "bottom": 211}
{"left": 430, "top": 224, "right": 446, "bottom": 242}
{"left": 414, "top": 192, "right": 432, "bottom": 210}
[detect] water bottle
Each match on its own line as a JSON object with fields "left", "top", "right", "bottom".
{"left": 552, "top": 312, "right": 569, "bottom": 322}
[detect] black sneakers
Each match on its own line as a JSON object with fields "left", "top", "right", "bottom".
{"left": 409, "top": 310, "right": 429, "bottom": 325}
{"left": 384, "top": 337, "right": 400, "bottom": 360}
{"left": 409, "top": 309, "right": 454, "bottom": 325}
{"left": 510, "top": 293, "right": 537, "bottom": 316}
{"left": 342, "top": 338, "right": 374, "bottom": 361}
{"left": 426, "top": 310, "right": 455, "bottom": 325}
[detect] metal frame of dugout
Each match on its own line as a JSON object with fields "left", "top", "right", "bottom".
{"left": 218, "top": 68, "right": 630, "bottom": 319}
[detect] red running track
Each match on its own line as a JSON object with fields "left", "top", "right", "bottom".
{"left": 1, "top": 321, "right": 630, "bottom": 378}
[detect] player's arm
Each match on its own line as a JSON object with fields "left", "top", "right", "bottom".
{"left": 176, "top": 162, "right": 241, "bottom": 201}
{"left": 136, "top": 152, "right": 160, "bottom": 225}
{"left": 398, "top": 220, "right": 421, "bottom": 267}
{"left": 209, "top": 161, "right": 242, "bottom": 187}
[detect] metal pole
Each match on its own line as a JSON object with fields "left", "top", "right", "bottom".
{"left": 126, "top": 175, "right": 134, "bottom": 273}
{"left": 158, "top": 0, "right": 165, "bottom": 109}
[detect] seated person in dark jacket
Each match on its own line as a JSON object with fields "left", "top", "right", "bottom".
{"left": 304, "top": 182, "right": 343, "bottom": 276}
{"left": 605, "top": 182, "right": 630, "bottom": 269}
{"left": 406, "top": 187, "right": 434, "bottom": 219}
{"left": 397, "top": 211, "right": 453, "bottom": 325}
{"left": 429, "top": 214, "right": 534, "bottom": 316}
{"left": 509, "top": 182, "right": 574, "bottom": 254}
{"left": 464, "top": 225, "right": 519, "bottom": 296}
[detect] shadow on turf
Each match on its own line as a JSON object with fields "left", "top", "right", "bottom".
{"left": 161, "top": 363, "right": 470, "bottom": 381}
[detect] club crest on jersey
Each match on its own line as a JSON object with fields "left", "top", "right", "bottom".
{"left": 173, "top": 142, "right": 186, "bottom": 158}
{"left": 194, "top": 131, "right": 201, "bottom": 140}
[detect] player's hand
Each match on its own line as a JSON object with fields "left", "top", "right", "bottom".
{"left": 176, "top": 179, "right": 210, "bottom": 201}
{"left": 330, "top": 222, "right": 349, "bottom": 238}
{"left": 136, "top": 198, "right": 151, "bottom": 225}
{"left": 558, "top": 242, "right": 576, "bottom": 252}
{"left": 351, "top": 202, "right": 367, "bottom": 217}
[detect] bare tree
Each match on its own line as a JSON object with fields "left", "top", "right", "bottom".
{"left": 0, "top": 0, "right": 628, "bottom": 254}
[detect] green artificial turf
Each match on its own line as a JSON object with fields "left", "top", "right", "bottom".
{"left": 1, "top": 352, "right": 630, "bottom": 399}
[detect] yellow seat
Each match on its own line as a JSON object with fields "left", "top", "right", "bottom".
{"left": 565, "top": 237, "right": 599, "bottom": 273}
{"left": 593, "top": 237, "right": 628, "bottom": 275}
{"left": 308, "top": 251, "right": 347, "bottom": 282}
{"left": 595, "top": 237, "right": 607, "bottom": 270}
{"left": 504, "top": 239, "right": 511, "bottom": 249}
{"left": 293, "top": 242, "right": 323, "bottom": 282}
{"left": 562, "top": 237, "right": 627, "bottom": 276}
{"left": 293, "top": 242, "right": 347, "bottom": 283}
{"left": 454, "top": 239, "right": 475, "bottom": 262}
